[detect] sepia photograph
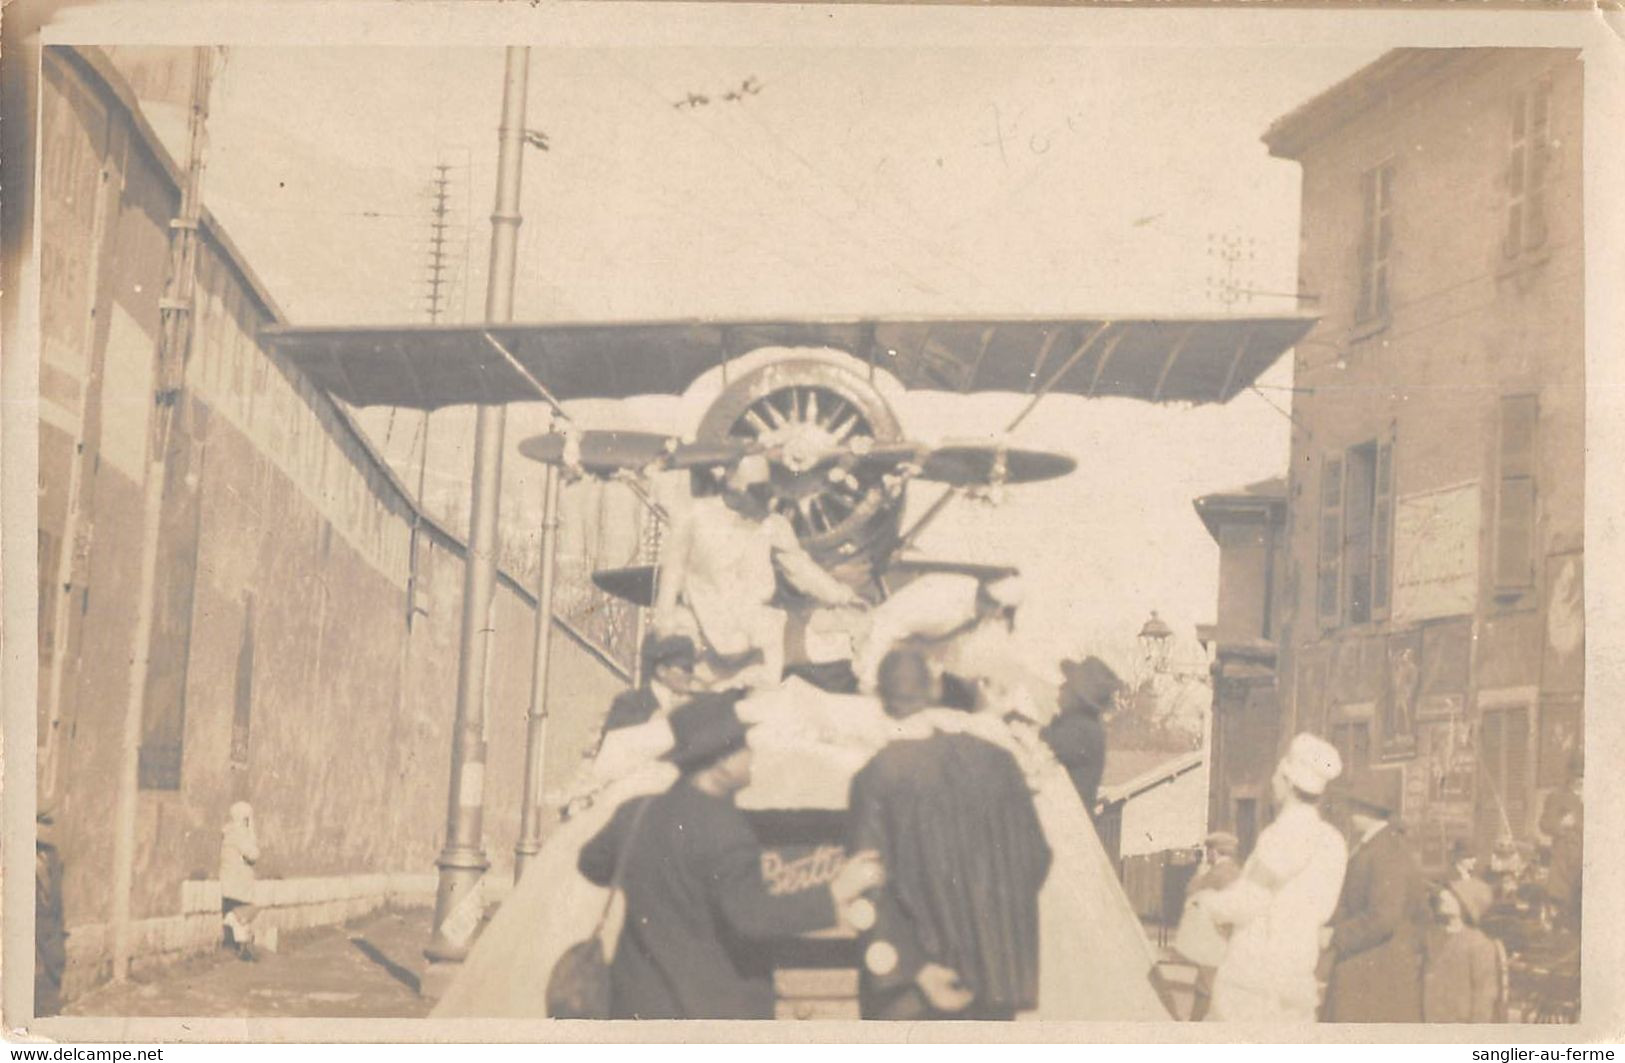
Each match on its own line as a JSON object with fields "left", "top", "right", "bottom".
{"left": 3, "top": 0, "right": 1621, "bottom": 1045}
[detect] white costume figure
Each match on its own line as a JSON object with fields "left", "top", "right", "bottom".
{"left": 220, "top": 801, "right": 261, "bottom": 958}
{"left": 1197, "top": 733, "right": 1348, "bottom": 1023}
{"left": 655, "top": 456, "right": 857, "bottom": 689}
{"left": 851, "top": 573, "right": 1024, "bottom": 693}
{"left": 430, "top": 674, "right": 1169, "bottom": 1021}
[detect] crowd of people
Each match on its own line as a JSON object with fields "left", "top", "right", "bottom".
{"left": 1176, "top": 741, "right": 1584, "bottom": 1024}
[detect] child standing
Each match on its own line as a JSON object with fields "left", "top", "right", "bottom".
{"left": 1422, "top": 876, "right": 1503, "bottom": 1022}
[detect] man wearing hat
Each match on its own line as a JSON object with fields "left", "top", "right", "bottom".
{"left": 1321, "top": 771, "right": 1429, "bottom": 1023}
{"left": 655, "top": 455, "right": 860, "bottom": 690}
{"left": 599, "top": 633, "right": 699, "bottom": 739}
{"left": 850, "top": 571, "right": 1024, "bottom": 697}
{"left": 1039, "top": 656, "right": 1122, "bottom": 817}
{"left": 579, "top": 692, "right": 883, "bottom": 1019}
{"left": 1198, "top": 733, "right": 1348, "bottom": 1023}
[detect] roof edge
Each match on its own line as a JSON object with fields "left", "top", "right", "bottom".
{"left": 1263, "top": 49, "right": 1473, "bottom": 161}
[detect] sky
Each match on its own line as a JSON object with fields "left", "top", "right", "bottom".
{"left": 108, "top": 38, "right": 1384, "bottom": 677}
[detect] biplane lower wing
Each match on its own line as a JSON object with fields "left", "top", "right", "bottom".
{"left": 259, "top": 315, "right": 1316, "bottom": 412}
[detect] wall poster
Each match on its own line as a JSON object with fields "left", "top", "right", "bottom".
{"left": 1381, "top": 629, "right": 1422, "bottom": 761}
{"left": 1392, "top": 482, "right": 1480, "bottom": 625}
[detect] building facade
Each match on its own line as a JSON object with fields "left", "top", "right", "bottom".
{"left": 36, "top": 47, "right": 635, "bottom": 998}
{"left": 1194, "top": 477, "right": 1288, "bottom": 859}
{"left": 1264, "top": 48, "right": 1584, "bottom": 869}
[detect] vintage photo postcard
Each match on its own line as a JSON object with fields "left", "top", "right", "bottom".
{"left": 3, "top": 0, "right": 1622, "bottom": 1045}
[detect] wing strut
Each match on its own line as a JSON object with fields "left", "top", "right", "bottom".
{"left": 897, "top": 320, "right": 1118, "bottom": 551}
{"left": 483, "top": 330, "right": 672, "bottom": 523}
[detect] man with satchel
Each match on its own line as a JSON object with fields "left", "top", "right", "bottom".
{"left": 578, "top": 691, "right": 884, "bottom": 1019}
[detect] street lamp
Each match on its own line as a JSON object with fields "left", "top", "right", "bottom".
{"left": 1138, "top": 610, "right": 1174, "bottom": 676}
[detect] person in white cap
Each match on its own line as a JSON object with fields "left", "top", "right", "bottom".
{"left": 655, "top": 454, "right": 859, "bottom": 689}
{"left": 850, "top": 572, "right": 1024, "bottom": 695}
{"left": 1194, "top": 733, "right": 1348, "bottom": 1023}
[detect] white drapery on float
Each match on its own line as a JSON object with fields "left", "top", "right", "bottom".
{"left": 429, "top": 678, "right": 1169, "bottom": 1021}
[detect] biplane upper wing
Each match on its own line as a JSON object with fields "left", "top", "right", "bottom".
{"left": 259, "top": 315, "right": 1316, "bottom": 411}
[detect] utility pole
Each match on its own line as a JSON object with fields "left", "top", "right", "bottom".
{"left": 514, "top": 462, "right": 560, "bottom": 880}
{"left": 109, "top": 46, "right": 215, "bottom": 982}
{"left": 421, "top": 46, "right": 531, "bottom": 998}
{"left": 425, "top": 162, "right": 454, "bottom": 324}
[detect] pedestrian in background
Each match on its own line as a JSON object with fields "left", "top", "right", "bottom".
{"left": 220, "top": 801, "right": 262, "bottom": 961}
{"left": 1422, "top": 877, "right": 1503, "bottom": 1023}
{"left": 1178, "top": 831, "right": 1242, "bottom": 1021}
{"left": 35, "top": 806, "right": 67, "bottom": 1017}
{"left": 1320, "top": 773, "right": 1429, "bottom": 1023}
{"left": 1039, "top": 655, "right": 1121, "bottom": 818}
{"left": 1539, "top": 748, "right": 1583, "bottom": 932}
{"left": 1199, "top": 733, "right": 1347, "bottom": 1023}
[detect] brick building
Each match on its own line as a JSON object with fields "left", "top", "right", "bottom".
{"left": 1260, "top": 48, "right": 1584, "bottom": 869}
{"left": 1194, "top": 477, "right": 1287, "bottom": 859}
{"left": 35, "top": 47, "right": 636, "bottom": 998}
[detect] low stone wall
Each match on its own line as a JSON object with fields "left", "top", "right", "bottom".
{"left": 62, "top": 872, "right": 437, "bottom": 999}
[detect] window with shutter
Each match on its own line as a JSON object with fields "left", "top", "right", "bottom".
{"left": 1506, "top": 80, "right": 1553, "bottom": 260}
{"left": 1345, "top": 444, "right": 1377, "bottom": 624}
{"left": 1496, "top": 395, "right": 1539, "bottom": 593}
{"left": 1319, "top": 455, "right": 1344, "bottom": 626}
{"left": 1372, "top": 435, "right": 1395, "bottom": 617}
{"left": 1357, "top": 162, "right": 1395, "bottom": 323}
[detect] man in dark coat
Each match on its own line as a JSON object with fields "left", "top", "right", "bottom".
{"left": 600, "top": 633, "right": 698, "bottom": 737}
{"left": 1321, "top": 772, "right": 1429, "bottom": 1023}
{"left": 580, "top": 692, "right": 882, "bottom": 1019}
{"left": 1040, "top": 655, "right": 1122, "bottom": 817}
{"left": 849, "top": 649, "right": 1052, "bottom": 1020}
{"left": 35, "top": 807, "right": 66, "bottom": 1017}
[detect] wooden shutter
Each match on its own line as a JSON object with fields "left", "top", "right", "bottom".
{"left": 1496, "top": 396, "right": 1538, "bottom": 591}
{"left": 1318, "top": 454, "right": 1344, "bottom": 626}
{"left": 1372, "top": 433, "right": 1396, "bottom": 617}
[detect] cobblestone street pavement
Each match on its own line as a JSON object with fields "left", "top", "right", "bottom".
{"left": 66, "top": 908, "right": 437, "bottom": 1019}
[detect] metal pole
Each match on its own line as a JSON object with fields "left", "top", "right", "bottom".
{"left": 110, "top": 46, "right": 214, "bottom": 982}
{"left": 514, "top": 464, "right": 561, "bottom": 880}
{"left": 421, "top": 45, "right": 530, "bottom": 994}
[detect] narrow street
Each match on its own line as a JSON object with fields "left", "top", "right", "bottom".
{"left": 66, "top": 908, "right": 437, "bottom": 1019}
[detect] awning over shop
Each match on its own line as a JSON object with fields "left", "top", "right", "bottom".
{"left": 260, "top": 314, "right": 1316, "bottom": 412}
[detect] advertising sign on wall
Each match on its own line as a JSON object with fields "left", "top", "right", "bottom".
{"left": 1393, "top": 482, "right": 1480, "bottom": 624}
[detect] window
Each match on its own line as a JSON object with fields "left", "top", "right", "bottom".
{"left": 1318, "top": 433, "right": 1396, "bottom": 628}
{"left": 1478, "top": 703, "right": 1531, "bottom": 847}
{"left": 1357, "top": 162, "right": 1394, "bottom": 324}
{"left": 1317, "top": 455, "right": 1343, "bottom": 625}
{"left": 1495, "top": 395, "right": 1538, "bottom": 594}
{"left": 1505, "top": 79, "right": 1553, "bottom": 260}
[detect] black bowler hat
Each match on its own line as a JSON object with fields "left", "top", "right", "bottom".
{"left": 1060, "top": 656, "right": 1125, "bottom": 715}
{"left": 663, "top": 691, "right": 751, "bottom": 771}
{"left": 1339, "top": 771, "right": 1401, "bottom": 817}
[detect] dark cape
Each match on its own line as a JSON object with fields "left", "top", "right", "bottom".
{"left": 849, "top": 732, "right": 1052, "bottom": 1017}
